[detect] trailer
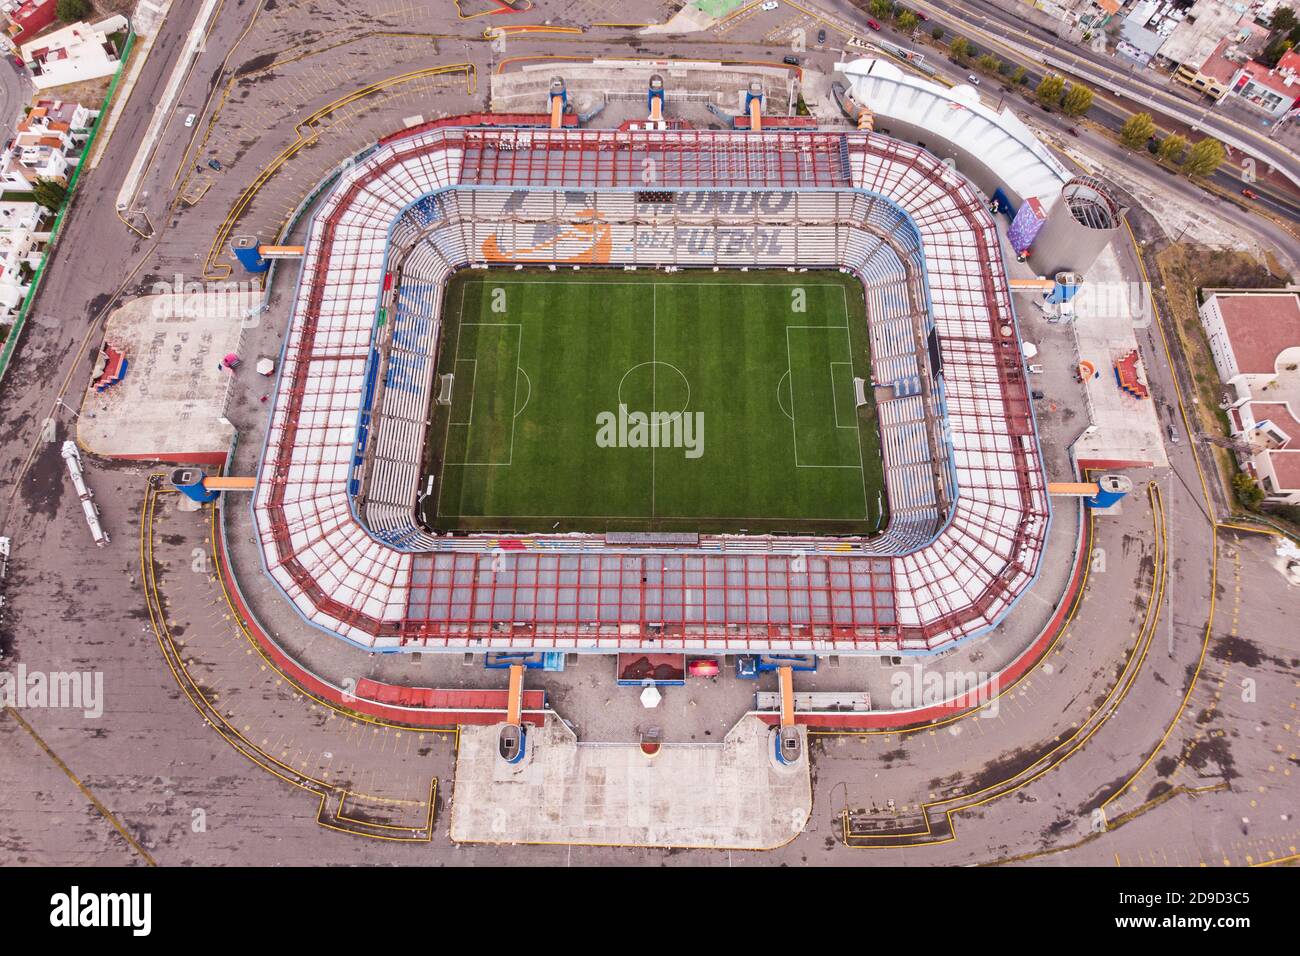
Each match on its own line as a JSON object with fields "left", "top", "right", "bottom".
{"left": 757, "top": 654, "right": 817, "bottom": 673}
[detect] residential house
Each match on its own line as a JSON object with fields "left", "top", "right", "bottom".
{"left": 0, "top": 131, "right": 68, "bottom": 188}
{"left": 0, "top": 0, "right": 56, "bottom": 54}
{"left": 18, "top": 98, "right": 98, "bottom": 148}
{"left": 0, "top": 97, "right": 97, "bottom": 190}
{"left": 19, "top": 14, "right": 127, "bottom": 90}
{"left": 1158, "top": 0, "right": 1254, "bottom": 69}
{"left": 0, "top": 198, "right": 46, "bottom": 317}
{"left": 1226, "top": 48, "right": 1300, "bottom": 119}
{"left": 1174, "top": 36, "right": 1246, "bottom": 99}
{"left": 1200, "top": 289, "right": 1300, "bottom": 505}
{"left": 1118, "top": 2, "right": 1170, "bottom": 66}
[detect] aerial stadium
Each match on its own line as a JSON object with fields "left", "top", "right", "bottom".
{"left": 247, "top": 105, "right": 1052, "bottom": 658}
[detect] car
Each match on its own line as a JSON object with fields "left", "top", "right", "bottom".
{"left": 760, "top": 0, "right": 778, "bottom": 9}
{"left": 11, "top": 56, "right": 23, "bottom": 69}
{"left": 916, "top": 10, "right": 929, "bottom": 19}
{"left": 817, "top": 28, "right": 827, "bottom": 43}
{"left": 1067, "top": 126, "right": 1080, "bottom": 137}
{"left": 966, "top": 73, "right": 980, "bottom": 85}
{"left": 1241, "top": 187, "right": 1259, "bottom": 200}
{"left": 866, "top": 18, "right": 882, "bottom": 30}
{"left": 1031, "top": 389, "right": 1045, "bottom": 400}
{"left": 184, "top": 113, "right": 196, "bottom": 128}
{"left": 782, "top": 54, "right": 799, "bottom": 65}
{"left": 207, "top": 158, "right": 222, "bottom": 170}
{"left": 1167, "top": 424, "right": 1180, "bottom": 445}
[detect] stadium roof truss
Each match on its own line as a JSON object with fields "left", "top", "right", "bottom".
{"left": 252, "top": 122, "right": 1050, "bottom": 654}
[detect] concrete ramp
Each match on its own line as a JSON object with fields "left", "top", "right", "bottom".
{"left": 449, "top": 716, "right": 810, "bottom": 849}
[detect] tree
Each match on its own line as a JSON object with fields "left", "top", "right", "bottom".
{"left": 1270, "top": 6, "right": 1297, "bottom": 32}
{"left": 1011, "top": 66, "right": 1027, "bottom": 85}
{"left": 1232, "top": 472, "right": 1264, "bottom": 509}
{"left": 1035, "top": 73, "right": 1065, "bottom": 107}
{"left": 931, "top": 25, "right": 944, "bottom": 40}
{"left": 1120, "top": 112, "right": 1156, "bottom": 149}
{"left": 32, "top": 177, "right": 67, "bottom": 211}
{"left": 869, "top": 0, "right": 894, "bottom": 18}
{"left": 1157, "top": 133, "right": 1188, "bottom": 163}
{"left": 950, "top": 36, "right": 970, "bottom": 59}
{"left": 1260, "top": 36, "right": 1294, "bottom": 68}
{"left": 897, "top": 10, "right": 918, "bottom": 32}
{"left": 55, "top": 0, "right": 90, "bottom": 21}
{"left": 977, "top": 53, "right": 1001, "bottom": 74}
{"left": 1061, "top": 83, "right": 1094, "bottom": 117}
{"left": 1182, "top": 137, "right": 1226, "bottom": 176}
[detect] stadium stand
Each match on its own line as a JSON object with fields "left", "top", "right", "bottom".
{"left": 252, "top": 124, "right": 1049, "bottom": 653}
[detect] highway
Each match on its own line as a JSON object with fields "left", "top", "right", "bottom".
{"left": 904, "top": 0, "right": 1300, "bottom": 188}
{"left": 814, "top": 0, "right": 1300, "bottom": 228}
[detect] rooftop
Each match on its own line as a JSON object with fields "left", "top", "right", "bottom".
{"left": 1158, "top": 0, "right": 1251, "bottom": 68}
{"left": 1247, "top": 401, "right": 1300, "bottom": 446}
{"left": 1212, "top": 291, "right": 1300, "bottom": 375}
{"left": 1235, "top": 59, "right": 1300, "bottom": 97}
{"left": 1267, "top": 449, "right": 1300, "bottom": 491}
{"left": 1196, "top": 38, "right": 1242, "bottom": 84}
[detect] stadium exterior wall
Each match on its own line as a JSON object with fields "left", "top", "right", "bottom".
{"left": 247, "top": 121, "right": 1051, "bottom": 655}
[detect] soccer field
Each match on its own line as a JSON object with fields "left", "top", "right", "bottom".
{"left": 422, "top": 270, "right": 887, "bottom": 535}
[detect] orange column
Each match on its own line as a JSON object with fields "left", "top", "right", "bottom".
{"left": 779, "top": 665, "right": 795, "bottom": 728}
{"left": 506, "top": 664, "right": 524, "bottom": 726}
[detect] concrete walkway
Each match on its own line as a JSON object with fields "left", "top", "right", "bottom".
{"left": 449, "top": 715, "right": 810, "bottom": 849}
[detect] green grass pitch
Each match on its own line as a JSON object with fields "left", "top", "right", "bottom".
{"left": 421, "top": 269, "right": 887, "bottom": 535}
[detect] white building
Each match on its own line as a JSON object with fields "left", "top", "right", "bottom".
{"left": 0, "top": 199, "right": 46, "bottom": 317}
{"left": 0, "top": 97, "right": 97, "bottom": 190}
{"left": 1201, "top": 289, "right": 1300, "bottom": 505}
{"left": 20, "top": 14, "right": 127, "bottom": 90}
{"left": 0, "top": 127, "right": 69, "bottom": 188}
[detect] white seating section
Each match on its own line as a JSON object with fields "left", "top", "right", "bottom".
{"left": 252, "top": 125, "right": 1048, "bottom": 653}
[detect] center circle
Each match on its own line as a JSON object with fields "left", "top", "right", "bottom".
{"left": 616, "top": 361, "right": 691, "bottom": 420}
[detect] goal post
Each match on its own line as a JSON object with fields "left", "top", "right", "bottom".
{"left": 853, "top": 376, "right": 868, "bottom": 408}
{"left": 436, "top": 373, "right": 454, "bottom": 405}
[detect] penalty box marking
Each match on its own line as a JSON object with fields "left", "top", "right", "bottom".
{"left": 784, "top": 325, "right": 862, "bottom": 471}
{"left": 447, "top": 322, "right": 522, "bottom": 467}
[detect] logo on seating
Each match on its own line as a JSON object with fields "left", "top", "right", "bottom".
{"left": 481, "top": 208, "right": 612, "bottom": 263}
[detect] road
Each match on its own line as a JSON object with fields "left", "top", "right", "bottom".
{"left": 0, "top": 59, "right": 32, "bottom": 144}
{"left": 815, "top": 0, "right": 1300, "bottom": 226}
{"left": 904, "top": 0, "right": 1300, "bottom": 191}
{"left": 0, "top": 3, "right": 204, "bottom": 534}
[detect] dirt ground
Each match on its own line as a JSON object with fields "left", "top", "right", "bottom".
{"left": 32, "top": 75, "right": 113, "bottom": 110}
